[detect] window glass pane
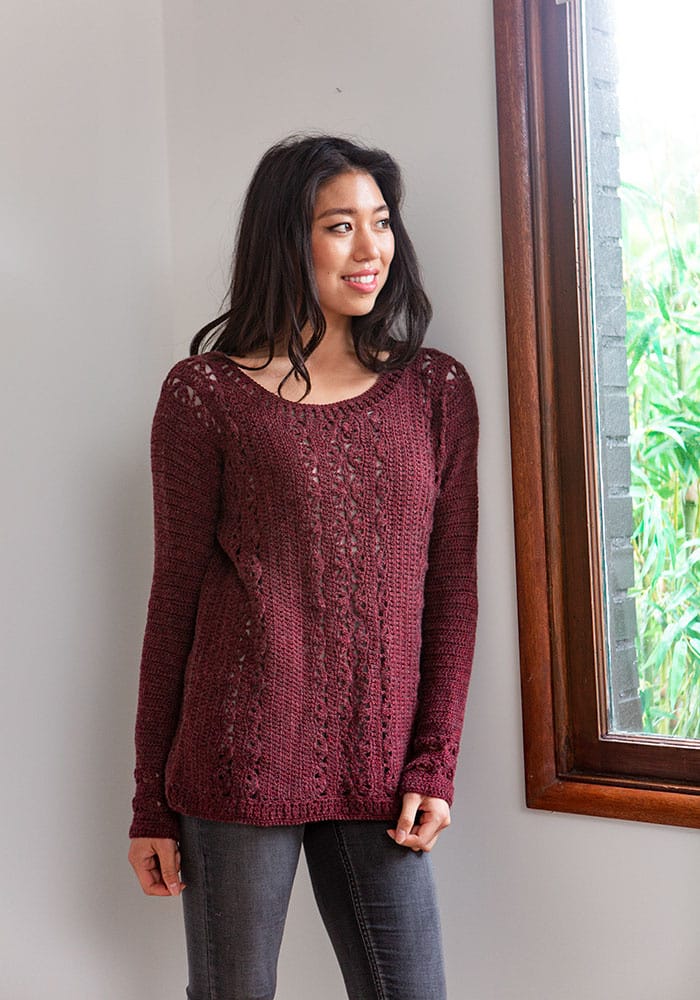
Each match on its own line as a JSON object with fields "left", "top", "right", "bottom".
{"left": 583, "top": 0, "right": 700, "bottom": 739}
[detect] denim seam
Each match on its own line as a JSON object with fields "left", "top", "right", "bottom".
{"left": 332, "top": 821, "right": 387, "bottom": 1000}
{"left": 196, "top": 819, "right": 217, "bottom": 1000}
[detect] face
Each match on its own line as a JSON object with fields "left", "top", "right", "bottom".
{"left": 310, "top": 170, "right": 395, "bottom": 332}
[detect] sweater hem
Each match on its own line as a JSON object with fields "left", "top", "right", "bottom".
{"left": 166, "top": 791, "right": 405, "bottom": 828}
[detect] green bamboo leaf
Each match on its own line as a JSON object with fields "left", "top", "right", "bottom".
{"left": 664, "top": 420, "right": 699, "bottom": 433}
{"left": 628, "top": 325, "right": 651, "bottom": 376}
{"left": 669, "top": 246, "right": 687, "bottom": 279}
{"left": 639, "top": 542, "right": 658, "bottom": 580}
{"left": 669, "top": 638, "right": 689, "bottom": 710}
{"left": 686, "top": 623, "right": 700, "bottom": 641}
{"left": 646, "top": 424, "right": 686, "bottom": 448}
{"left": 651, "top": 285, "right": 670, "bottom": 322}
{"left": 665, "top": 586, "right": 697, "bottom": 611}
{"left": 643, "top": 609, "right": 696, "bottom": 672}
{"left": 619, "top": 180, "right": 661, "bottom": 204}
{"left": 671, "top": 321, "right": 700, "bottom": 336}
{"left": 650, "top": 709, "right": 678, "bottom": 722}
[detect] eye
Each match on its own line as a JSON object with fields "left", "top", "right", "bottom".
{"left": 377, "top": 217, "right": 392, "bottom": 229}
{"left": 328, "top": 222, "right": 352, "bottom": 233}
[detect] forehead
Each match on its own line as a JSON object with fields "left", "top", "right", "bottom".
{"left": 314, "top": 170, "right": 386, "bottom": 211}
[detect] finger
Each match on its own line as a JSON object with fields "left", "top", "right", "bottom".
{"left": 133, "top": 854, "right": 171, "bottom": 896}
{"left": 386, "top": 829, "right": 428, "bottom": 851}
{"left": 387, "top": 813, "right": 443, "bottom": 851}
{"left": 415, "top": 812, "right": 442, "bottom": 845}
{"left": 158, "top": 843, "right": 186, "bottom": 896}
{"left": 423, "top": 832, "right": 441, "bottom": 851}
{"left": 414, "top": 821, "right": 443, "bottom": 852}
{"left": 408, "top": 818, "right": 442, "bottom": 851}
{"left": 391, "top": 800, "right": 424, "bottom": 845}
{"left": 385, "top": 820, "right": 421, "bottom": 843}
{"left": 145, "top": 854, "right": 176, "bottom": 894}
{"left": 130, "top": 842, "right": 186, "bottom": 897}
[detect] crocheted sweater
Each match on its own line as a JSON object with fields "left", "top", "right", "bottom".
{"left": 129, "top": 345, "right": 479, "bottom": 840}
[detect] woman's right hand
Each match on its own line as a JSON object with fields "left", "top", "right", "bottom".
{"left": 128, "top": 837, "right": 186, "bottom": 896}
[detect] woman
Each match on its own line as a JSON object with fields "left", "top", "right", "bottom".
{"left": 128, "top": 133, "right": 479, "bottom": 1000}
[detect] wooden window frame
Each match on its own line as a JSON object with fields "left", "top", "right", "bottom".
{"left": 493, "top": 0, "right": 700, "bottom": 828}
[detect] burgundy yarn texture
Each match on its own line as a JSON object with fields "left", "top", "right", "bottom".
{"left": 129, "top": 346, "right": 479, "bottom": 840}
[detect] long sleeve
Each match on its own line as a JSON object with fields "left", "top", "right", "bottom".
{"left": 129, "top": 365, "right": 224, "bottom": 840}
{"left": 397, "top": 357, "right": 479, "bottom": 806}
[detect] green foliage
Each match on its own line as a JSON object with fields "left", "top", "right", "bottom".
{"left": 621, "top": 180, "right": 700, "bottom": 737}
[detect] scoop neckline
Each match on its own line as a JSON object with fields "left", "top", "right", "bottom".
{"left": 205, "top": 349, "right": 416, "bottom": 415}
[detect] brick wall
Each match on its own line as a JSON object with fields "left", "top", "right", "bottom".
{"left": 583, "top": 0, "right": 644, "bottom": 731}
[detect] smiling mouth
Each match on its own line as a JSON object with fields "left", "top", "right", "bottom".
{"left": 342, "top": 273, "right": 379, "bottom": 290}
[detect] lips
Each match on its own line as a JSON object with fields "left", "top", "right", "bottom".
{"left": 342, "top": 270, "right": 379, "bottom": 292}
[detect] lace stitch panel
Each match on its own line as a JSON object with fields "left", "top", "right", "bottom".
{"left": 200, "top": 360, "right": 272, "bottom": 802}
{"left": 163, "top": 359, "right": 223, "bottom": 434}
{"left": 215, "top": 423, "right": 257, "bottom": 801}
{"left": 290, "top": 410, "right": 331, "bottom": 799}
{"left": 367, "top": 406, "right": 394, "bottom": 791}
{"left": 310, "top": 411, "right": 376, "bottom": 798}
{"left": 321, "top": 414, "right": 358, "bottom": 796}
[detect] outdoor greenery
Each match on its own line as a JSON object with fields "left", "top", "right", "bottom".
{"left": 621, "top": 177, "right": 700, "bottom": 737}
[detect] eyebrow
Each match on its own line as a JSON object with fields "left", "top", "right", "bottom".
{"left": 315, "top": 203, "right": 389, "bottom": 220}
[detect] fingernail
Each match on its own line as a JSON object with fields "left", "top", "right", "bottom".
{"left": 168, "top": 883, "right": 180, "bottom": 895}
{"left": 396, "top": 830, "right": 406, "bottom": 844}
{"left": 386, "top": 829, "right": 395, "bottom": 838}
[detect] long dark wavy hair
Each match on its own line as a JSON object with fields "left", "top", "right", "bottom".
{"left": 189, "top": 132, "right": 432, "bottom": 400}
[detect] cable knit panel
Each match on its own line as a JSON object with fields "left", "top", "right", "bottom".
{"left": 129, "top": 346, "right": 479, "bottom": 839}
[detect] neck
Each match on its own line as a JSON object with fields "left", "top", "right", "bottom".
{"left": 297, "top": 318, "right": 356, "bottom": 366}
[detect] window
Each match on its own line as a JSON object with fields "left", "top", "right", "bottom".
{"left": 493, "top": 0, "right": 700, "bottom": 827}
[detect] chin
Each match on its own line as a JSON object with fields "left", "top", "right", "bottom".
{"left": 350, "top": 296, "right": 381, "bottom": 316}
{"left": 321, "top": 293, "right": 382, "bottom": 324}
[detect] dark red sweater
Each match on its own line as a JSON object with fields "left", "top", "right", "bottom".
{"left": 129, "top": 346, "right": 479, "bottom": 840}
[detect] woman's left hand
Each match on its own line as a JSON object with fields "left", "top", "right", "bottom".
{"left": 386, "top": 792, "right": 450, "bottom": 852}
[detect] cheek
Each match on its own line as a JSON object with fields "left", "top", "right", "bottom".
{"left": 312, "top": 240, "right": 342, "bottom": 278}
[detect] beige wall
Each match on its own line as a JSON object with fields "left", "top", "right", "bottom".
{"left": 4, "top": 1, "right": 698, "bottom": 997}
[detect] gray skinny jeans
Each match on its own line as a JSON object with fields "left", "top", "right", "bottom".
{"left": 178, "top": 813, "right": 448, "bottom": 1000}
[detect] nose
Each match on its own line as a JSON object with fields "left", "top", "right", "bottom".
{"left": 353, "top": 224, "right": 380, "bottom": 262}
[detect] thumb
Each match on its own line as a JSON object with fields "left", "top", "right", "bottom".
{"left": 394, "top": 794, "right": 422, "bottom": 844}
{"left": 158, "top": 842, "right": 184, "bottom": 895}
